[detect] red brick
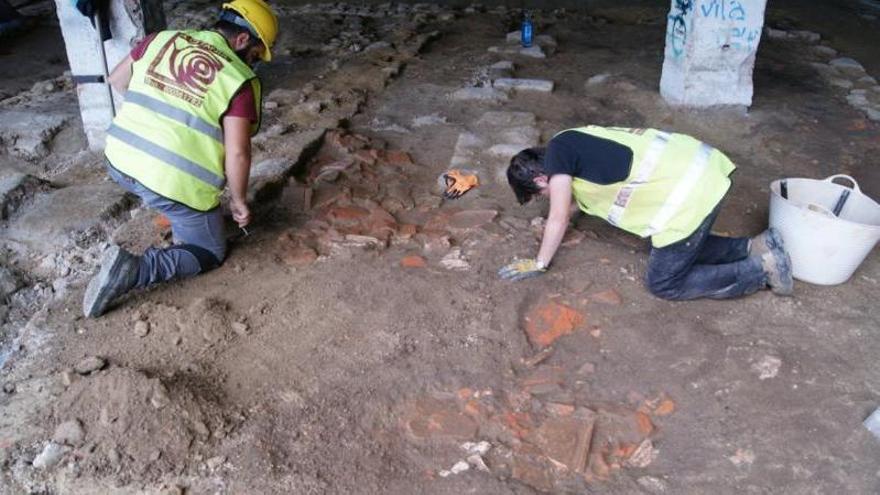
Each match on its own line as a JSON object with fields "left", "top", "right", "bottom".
{"left": 511, "top": 455, "right": 554, "bottom": 492}
{"left": 401, "top": 255, "right": 427, "bottom": 268}
{"left": 524, "top": 301, "right": 587, "bottom": 348}
{"left": 326, "top": 206, "right": 370, "bottom": 224}
{"left": 545, "top": 403, "right": 575, "bottom": 417}
{"left": 447, "top": 209, "right": 498, "bottom": 230}
{"left": 529, "top": 412, "right": 596, "bottom": 474}
{"left": 405, "top": 399, "right": 477, "bottom": 441}
{"left": 384, "top": 150, "right": 414, "bottom": 166}
{"left": 653, "top": 399, "right": 676, "bottom": 417}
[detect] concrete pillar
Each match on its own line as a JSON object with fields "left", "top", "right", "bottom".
{"left": 54, "top": 0, "right": 164, "bottom": 151}
{"left": 660, "top": 0, "right": 768, "bottom": 107}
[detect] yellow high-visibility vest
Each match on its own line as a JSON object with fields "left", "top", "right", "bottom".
{"left": 105, "top": 30, "right": 262, "bottom": 211}
{"left": 567, "top": 126, "right": 736, "bottom": 247}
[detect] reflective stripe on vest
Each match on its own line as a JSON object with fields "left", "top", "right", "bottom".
{"left": 642, "top": 142, "right": 714, "bottom": 237}
{"left": 607, "top": 131, "right": 670, "bottom": 227}
{"left": 123, "top": 90, "right": 223, "bottom": 143}
{"left": 105, "top": 30, "right": 259, "bottom": 211}
{"left": 107, "top": 124, "right": 226, "bottom": 189}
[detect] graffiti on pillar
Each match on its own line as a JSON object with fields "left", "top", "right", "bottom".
{"left": 699, "top": 0, "right": 763, "bottom": 53}
{"left": 667, "top": 0, "right": 694, "bottom": 57}
{"left": 699, "top": 0, "right": 746, "bottom": 20}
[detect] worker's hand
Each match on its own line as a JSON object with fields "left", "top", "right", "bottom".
{"left": 498, "top": 258, "right": 547, "bottom": 281}
{"left": 230, "top": 198, "right": 252, "bottom": 228}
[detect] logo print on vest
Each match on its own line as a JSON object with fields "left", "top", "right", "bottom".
{"left": 145, "top": 32, "right": 231, "bottom": 107}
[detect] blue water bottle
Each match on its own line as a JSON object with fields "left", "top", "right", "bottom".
{"left": 521, "top": 12, "right": 533, "bottom": 48}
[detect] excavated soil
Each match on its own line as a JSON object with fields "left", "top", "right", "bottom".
{"left": 1, "top": 1, "right": 880, "bottom": 494}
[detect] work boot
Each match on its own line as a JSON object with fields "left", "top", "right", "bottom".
{"left": 82, "top": 245, "right": 140, "bottom": 318}
{"left": 759, "top": 243, "right": 793, "bottom": 296}
{"left": 749, "top": 227, "right": 784, "bottom": 258}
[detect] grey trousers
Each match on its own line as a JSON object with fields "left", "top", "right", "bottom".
{"left": 107, "top": 163, "right": 226, "bottom": 288}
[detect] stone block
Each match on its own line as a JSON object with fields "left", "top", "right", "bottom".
{"left": 488, "top": 144, "right": 530, "bottom": 158}
{"left": 5, "top": 183, "right": 134, "bottom": 252}
{"left": 0, "top": 165, "right": 51, "bottom": 219}
{"left": 830, "top": 57, "right": 866, "bottom": 76}
{"left": 450, "top": 87, "right": 510, "bottom": 102}
{"left": 493, "top": 78, "right": 555, "bottom": 93}
{"left": 660, "top": 0, "right": 769, "bottom": 107}
{"left": 475, "top": 111, "right": 536, "bottom": 128}
{"left": 0, "top": 111, "right": 68, "bottom": 160}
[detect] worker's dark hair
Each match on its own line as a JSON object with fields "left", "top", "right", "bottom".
{"left": 507, "top": 147, "right": 547, "bottom": 204}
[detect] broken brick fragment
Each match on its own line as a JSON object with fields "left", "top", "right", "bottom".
{"left": 400, "top": 255, "right": 427, "bottom": 268}
{"left": 653, "top": 398, "right": 676, "bottom": 416}
{"left": 152, "top": 214, "right": 171, "bottom": 231}
{"left": 524, "top": 301, "right": 586, "bottom": 348}
{"left": 383, "top": 150, "right": 415, "bottom": 166}
{"left": 404, "top": 398, "right": 477, "bottom": 441}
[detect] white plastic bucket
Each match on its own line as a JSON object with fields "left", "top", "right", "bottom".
{"left": 769, "top": 174, "right": 880, "bottom": 285}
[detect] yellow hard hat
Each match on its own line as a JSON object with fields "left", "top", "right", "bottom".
{"left": 221, "top": 0, "right": 278, "bottom": 61}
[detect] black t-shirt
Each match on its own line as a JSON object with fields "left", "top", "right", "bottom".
{"left": 543, "top": 130, "right": 633, "bottom": 184}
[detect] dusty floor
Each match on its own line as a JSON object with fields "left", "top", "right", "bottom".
{"left": 1, "top": 1, "right": 880, "bottom": 494}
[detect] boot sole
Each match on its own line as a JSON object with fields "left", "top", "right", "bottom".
{"left": 83, "top": 245, "right": 127, "bottom": 318}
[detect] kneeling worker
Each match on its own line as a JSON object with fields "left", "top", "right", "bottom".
{"left": 83, "top": 0, "right": 278, "bottom": 317}
{"left": 499, "top": 126, "right": 793, "bottom": 300}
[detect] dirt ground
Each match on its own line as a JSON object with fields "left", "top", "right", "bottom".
{"left": 1, "top": 1, "right": 880, "bottom": 494}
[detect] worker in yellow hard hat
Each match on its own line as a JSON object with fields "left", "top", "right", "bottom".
{"left": 82, "top": 1, "right": 279, "bottom": 318}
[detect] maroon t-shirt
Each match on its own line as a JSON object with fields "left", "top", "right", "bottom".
{"left": 130, "top": 33, "right": 257, "bottom": 123}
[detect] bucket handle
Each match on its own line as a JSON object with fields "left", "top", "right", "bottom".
{"left": 824, "top": 174, "right": 862, "bottom": 193}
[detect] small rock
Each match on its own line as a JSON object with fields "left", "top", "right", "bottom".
{"left": 74, "top": 356, "right": 107, "bottom": 375}
{"left": 412, "top": 113, "right": 447, "bottom": 127}
{"left": 60, "top": 370, "right": 76, "bottom": 387}
{"left": 264, "top": 101, "right": 279, "bottom": 110}
{"left": 461, "top": 441, "right": 491, "bottom": 456}
{"left": 493, "top": 78, "right": 555, "bottom": 93}
{"left": 586, "top": 73, "right": 611, "bottom": 86}
{"left": 133, "top": 320, "right": 150, "bottom": 338}
{"left": 813, "top": 45, "right": 838, "bottom": 58}
{"left": 53, "top": 419, "right": 85, "bottom": 447}
{"left": 450, "top": 460, "right": 470, "bottom": 474}
{"left": 231, "top": 321, "right": 249, "bottom": 336}
{"left": 752, "top": 355, "right": 782, "bottom": 380}
{"left": 763, "top": 27, "right": 789, "bottom": 40}
{"left": 625, "top": 439, "right": 659, "bottom": 468}
{"left": 440, "top": 248, "right": 470, "bottom": 271}
{"left": 638, "top": 475, "right": 668, "bottom": 493}
{"left": 829, "top": 57, "right": 866, "bottom": 75}
{"left": 451, "top": 87, "right": 509, "bottom": 102}
{"left": 788, "top": 30, "right": 820, "bottom": 43}
{"left": 150, "top": 383, "right": 171, "bottom": 410}
{"left": 728, "top": 448, "right": 755, "bottom": 467}
{"left": 2, "top": 382, "right": 14, "bottom": 394}
{"left": 467, "top": 454, "right": 490, "bottom": 472}
{"left": 32, "top": 442, "right": 69, "bottom": 470}
{"left": 206, "top": 455, "right": 226, "bottom": 470}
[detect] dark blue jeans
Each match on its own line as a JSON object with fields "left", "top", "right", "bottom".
{"left": 646, "top": 207, "right": 767, "bottom": 300}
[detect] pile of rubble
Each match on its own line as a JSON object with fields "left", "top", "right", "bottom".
{"left": 273, "top": 129, "right": 501, "bottom": 272}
